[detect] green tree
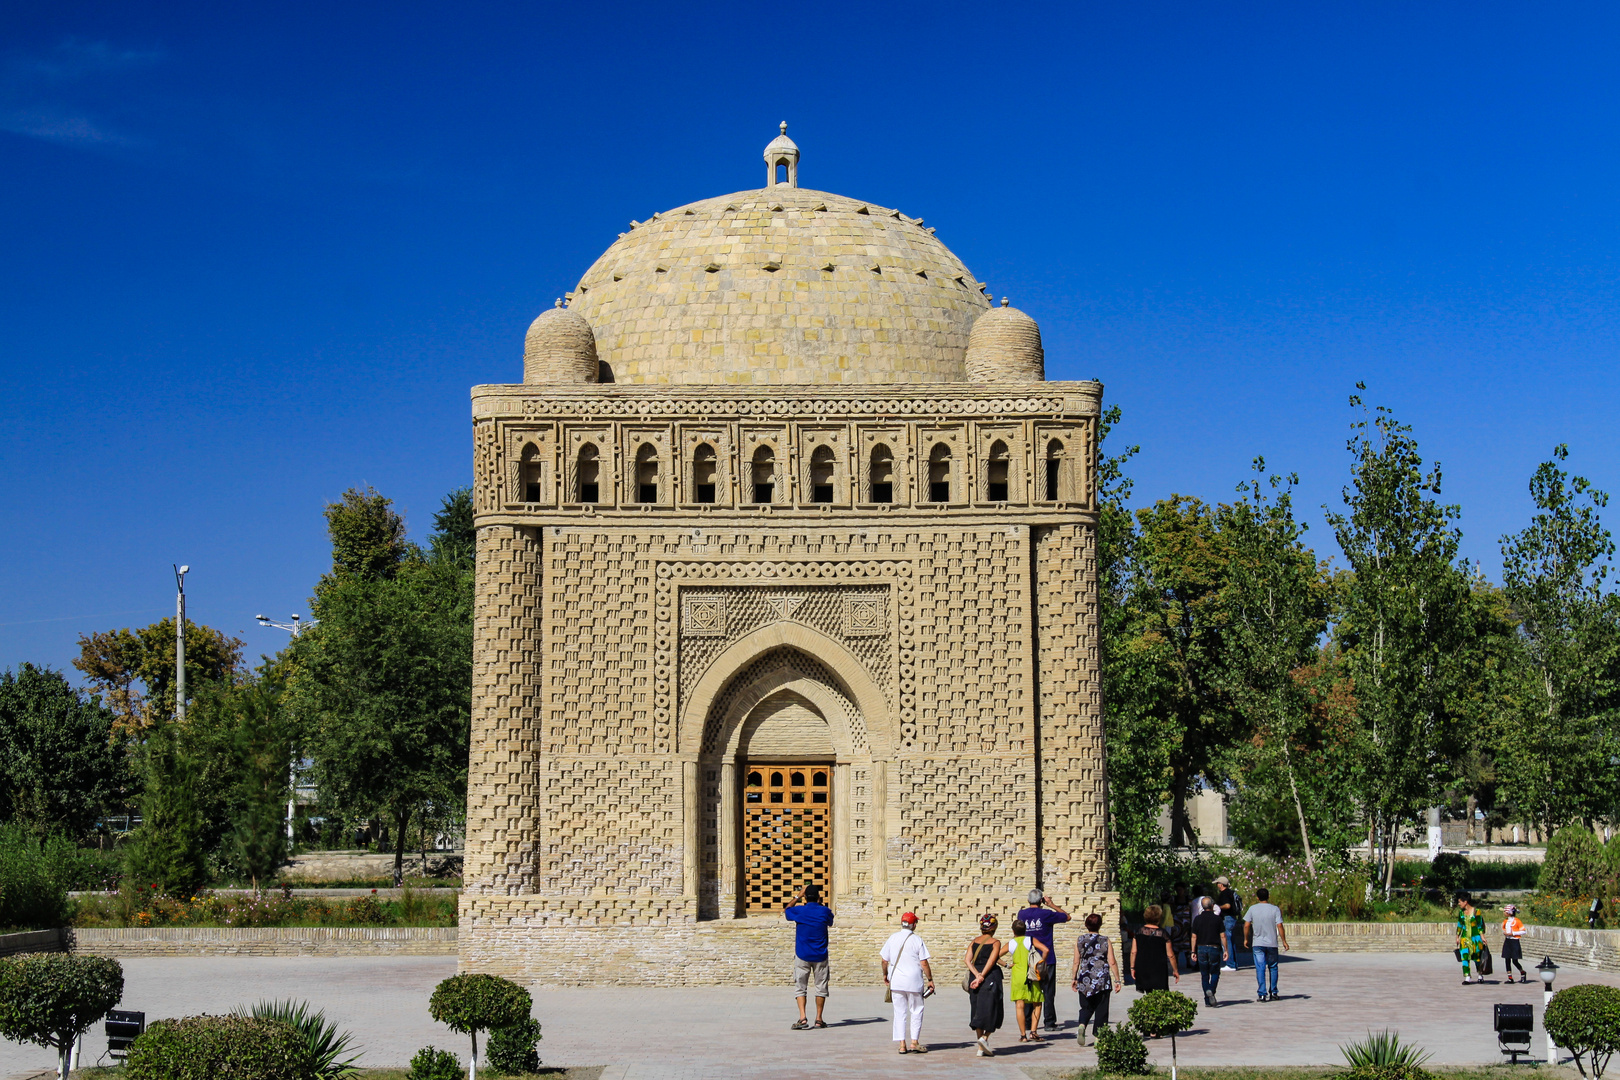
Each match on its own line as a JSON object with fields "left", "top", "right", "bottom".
{"left": 301, "top": 488, "right": 472, "bottom": 886}
{"left": 427, "top": 974, "right": 531, "bottom": 1080}
{"left": 74, "top": 620, "right": 243, "bottom": 734}
{"left": 1325, "top": 389, "right": 1475, "bottom": 895}
{"left": 122, "top": 720, "right": 210, "bottom": 897}
{"left": 1096, "top": 407, "right": 1179, "bottom": 898}
{"left": 0, "top": 665, "right": 130, "bottom": 840}
{"left": 1544, "top": 983, "right": 1620, "bottom": 1079}
{"left": 1130, "top": 495, "right": 1234, "bottom": 848}
{"left": 0, "top": 953, "right": 124, "bottom": 1080}
{"left": 430, "top": 488, "right": 476, "bottom": 570}
{"left": 223, "top": 681, "right": 292, "bottom": 891}
{"left": 1217, "top": 462, "right": 1336, "bottom": 872}
{"left": 320, "top": 486, "right": 409, "bottom": 590}
{"left": 1498, "top": 446, "right": 1620, "bottom": 836}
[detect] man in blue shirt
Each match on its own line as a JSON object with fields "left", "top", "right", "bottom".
{"left": 785, "top": 884, "right": 834, "bottom": 1029}
{"left": 1016, "top": 888, "right": 1070, "bottom": 1032}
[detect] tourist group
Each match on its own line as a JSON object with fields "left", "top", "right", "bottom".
{"left": 781, "top": 880, "right": 1290, "bottom": 1057}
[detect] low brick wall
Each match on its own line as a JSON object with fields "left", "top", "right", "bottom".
{"left": 73, "top": 927, "right": 457, "bottom": 958}
{"left": 1288, "top": 921, "right": 1455, "bottom": 952}
{"left": 0, "top": 929, "right": 69, "bottom": 957}
{"left": 1518, "top": 926, "right": 1620, "bottom": 973}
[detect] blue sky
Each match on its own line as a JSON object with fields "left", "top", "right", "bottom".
{"left": 4, "top": 1, "right": 1619, "bottom": 677}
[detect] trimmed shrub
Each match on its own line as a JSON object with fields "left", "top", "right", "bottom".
{"left": 487, "top": 1017, "right": 541, "bottom": 1074}
{"left": 126, "top": 1015, "right": 308, "bottom": 1080}
{"left": 1345, "top": 1066, "right": 1436, "bottom": 1080}
{"left": 1428, "top": 853, "right": 1469, "bottom": 896}
{"left": 1128, "top": 989, "right": 1197, "bottom": 1038}
{"left": 409, "top": 1045, "right": 466, "bottom": 1080}
{"left": 1095, "top": 1023, "right": 1152, "bottom": 1075}
{"left": 0, "top": 952, "right": 123, "bottom": 1079}
{"left": 429, "top": 973, "right": 532, "bottom": 1072}
{"left": 1541, "top": 828, "right": 1608, "bottom": 898}
{"left": 1544, "top": 983, "right": 1620, "bottom": 1079}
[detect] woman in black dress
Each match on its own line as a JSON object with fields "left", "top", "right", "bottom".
{"left": 1130, "top": 904, "right": 1180, "bottom": 993}
{"left": 964, "top": 914, "right": 1006, "bottom": 1057}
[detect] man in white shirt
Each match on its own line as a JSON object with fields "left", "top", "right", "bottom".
{"left": 880, "top": 911, "right": 935, "bottom": 1054}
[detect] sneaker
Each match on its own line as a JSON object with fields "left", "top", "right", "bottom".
{"left": 1268, "top": 992, "right": 1279, "bottom": 1001}
{"left": 1223, "top": 964, "right": 1238, "bottom": 971}
{"left": 1257, "top": 993, "right": 1267, "bottom": 1003}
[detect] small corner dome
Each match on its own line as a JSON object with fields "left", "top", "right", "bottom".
{"left": 965, "top": 299, "right": 1045, "bottom": 382}
{"left": 524, "top": 300, "right": 599, "bottom": 384}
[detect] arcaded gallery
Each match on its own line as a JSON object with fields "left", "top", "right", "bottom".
{"left": 459, "top": 127, "right": 1116, "bottom": 984}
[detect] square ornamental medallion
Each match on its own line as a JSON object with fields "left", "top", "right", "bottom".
{"left": 682, "top": 595, "right": 728, "bottom": 638}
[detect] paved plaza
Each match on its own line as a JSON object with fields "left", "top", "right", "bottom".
{"left": 3, "top": 951, "right": 1615, "bottom": 1079}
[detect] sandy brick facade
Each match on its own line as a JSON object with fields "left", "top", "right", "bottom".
{"left": 462, "top": 132, "right": 1116, "bottom": 985}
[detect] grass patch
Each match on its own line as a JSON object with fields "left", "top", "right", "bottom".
{"left": 272, "top": 875, "right": 463, "bottom": 890}
{"left": 1032, "top": 1068, "right": 1579, "bottom": 1080}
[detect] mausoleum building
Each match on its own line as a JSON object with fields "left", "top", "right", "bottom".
{"left": 461, "top": 126, "right": 1117, "bottom": 985}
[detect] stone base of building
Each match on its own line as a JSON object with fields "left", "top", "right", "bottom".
{"left": 458, "top": 892, "right": 1121, "bottom": 986}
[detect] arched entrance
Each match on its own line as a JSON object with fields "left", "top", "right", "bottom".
{"left": 689, "top": 641, "right": 885, "bottom": 919}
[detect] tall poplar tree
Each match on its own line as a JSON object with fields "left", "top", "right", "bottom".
{"left": 1498, "top": 446, "right": 1620, "bottom": 834}
{"left": 1325, "top": 389, "right": 1473, "bottom": 895}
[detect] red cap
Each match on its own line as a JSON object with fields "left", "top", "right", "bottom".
{"left": 901, "top": 911, "right": 918, "bottom": 923}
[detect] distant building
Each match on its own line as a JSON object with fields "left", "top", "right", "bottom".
{"left": 460, "top": 127, "right": 1116, "bottom": 984}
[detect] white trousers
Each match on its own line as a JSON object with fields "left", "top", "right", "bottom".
{"left": 891, "top": 989, "right": 925, "bottom": 1042}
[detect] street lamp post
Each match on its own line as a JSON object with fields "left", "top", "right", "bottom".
{"left": 255, "top": 613, "right": 316, "bottom": 842}
{"left": 1537, "top": 955, "right": 1559, "bottom": 1063}
{"left": 173, "top": 566, "right": 190, "bottom": 722}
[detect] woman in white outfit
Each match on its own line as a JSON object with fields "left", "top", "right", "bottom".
{"left": 881, "top": 911, "right": 935, "bottom": 1054}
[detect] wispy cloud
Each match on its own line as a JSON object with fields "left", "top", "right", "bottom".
{"left": 0, "top": 38, "right": 164, "bottom": 149}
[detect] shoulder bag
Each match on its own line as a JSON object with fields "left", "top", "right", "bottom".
{"left": 1023, "top": 936, "right": 1048, "bottom": 983}
{"left": 886, "top": 930, "right": 913, "bottom": 1003}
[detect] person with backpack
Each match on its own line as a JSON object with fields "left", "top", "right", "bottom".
{"left": 1214, "top": 876, "right": 1243, "bottom": 970}
{"left": 1007, "top": 918, "right": 1051, "bottom": 1043}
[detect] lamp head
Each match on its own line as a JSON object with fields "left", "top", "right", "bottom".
{"left": 1537, "top": 956, "right": 1559, "bottom": 987}
{"left": 256, "top": 615, "right": 268, "bottom": 622}
{"left": 178, "top": 565, "right": 189, "bottom": 575}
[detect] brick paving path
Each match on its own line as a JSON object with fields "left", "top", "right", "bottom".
{"left": 3, "top": 950, "right": 1616, "bottom": 1078}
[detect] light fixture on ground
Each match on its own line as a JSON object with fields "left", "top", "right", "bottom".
{"left": 1537, "top": 955, "right": 1559, "bottom": 1063}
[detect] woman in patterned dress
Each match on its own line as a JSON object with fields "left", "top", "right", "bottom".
{"left": 1008, "top": 918, "right": 1051, "bottom": 1043}
{"left": 1456, "top": 893, "right": 1487, "bottom": 984}
{"left": 1071, "top": 912, "right": 1124, "bottom": 1047}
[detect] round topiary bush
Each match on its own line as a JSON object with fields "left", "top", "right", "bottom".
{"left": 1544, "top": 983, "right": 1620, "bottom": 1079}
{"left": 428, "top": 973, "right": 532, "bottom": 1075}
{"left": 409, "top": 1046, "right": 466, "bottom": 1080}
{"left": 126, "top": 1015, "right": 308, "bottom": 1080}
{"left": 486, "top": 1017, "right": 541, "bottom": 1074}
{"left": 0, "top": 952, "right": 124, "bottom": 1080}
{"left": 1541, "top": 828, "right": 1608, "bottom": 898}
{"left": 1095, "top": 1023, "right": 1152, "bottom": 1076}
{"left": 1428, "top": 853, "right": 1470, "bottom": 896}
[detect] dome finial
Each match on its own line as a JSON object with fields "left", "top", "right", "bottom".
{"left": 1001, "top": 297, "right": 1009, "bottom": 307}
{"left": 764, "top": 122, "right": 800, "bottom": 188}
{"left": 554, "top": 297, "right": 564, "bottom": 308}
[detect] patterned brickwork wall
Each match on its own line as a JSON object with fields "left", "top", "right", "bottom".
{"left": 1035, "top": 524, "right": 1108, "bottom": 895}
{"left": 465, "top": 524, "right": 544, "bottom": 895}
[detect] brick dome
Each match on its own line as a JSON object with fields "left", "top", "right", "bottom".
{"left": 524, "top": 300, "right": 599, "bottom": 384}
{"left": 564, "top": 185, "right": 994, "bottom": 385}
{"left": 965, "top": 299, "right": 1045, "bottom": 382}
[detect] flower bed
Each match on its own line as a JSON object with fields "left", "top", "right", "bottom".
{"left": 71, "top": 887, "right": 457, "bottom": 929}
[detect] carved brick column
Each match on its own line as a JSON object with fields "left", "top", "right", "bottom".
{"left": 464, "top": 523, "right": 543, "bottom": 893}
{"left": 1034, "top": 523, "right": 1108, "bottom": 897}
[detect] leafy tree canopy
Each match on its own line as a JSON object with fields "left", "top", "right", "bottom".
{"left": 0, "top": 665, "right": 130, "bottom": 839}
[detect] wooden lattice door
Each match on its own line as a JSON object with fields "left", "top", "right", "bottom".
{"left": 743, "top": 763, "right": 831, "bottom": 912}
